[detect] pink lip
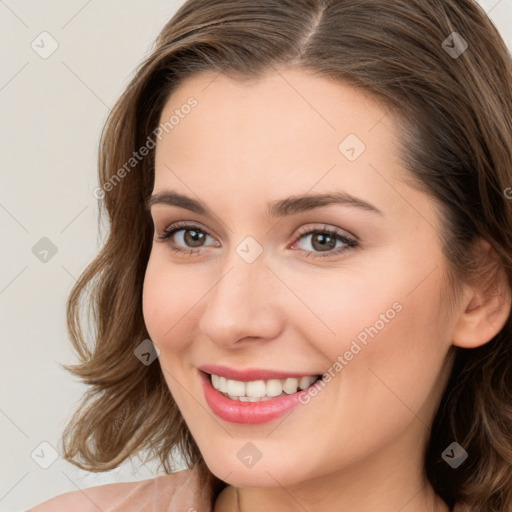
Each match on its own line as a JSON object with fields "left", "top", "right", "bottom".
{"left": 198, "top": 364, "right": 320, "bottom": 382}
{"left": 199, "top": 370, "right": 315, "bottom": 424}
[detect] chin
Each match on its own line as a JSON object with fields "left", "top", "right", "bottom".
{"left": 200, "top": 447, "right": 309, "bottom": 488}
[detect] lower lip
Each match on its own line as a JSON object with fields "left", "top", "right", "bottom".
{"left": 200, "top": 371, "right": 316, "bottom": 424}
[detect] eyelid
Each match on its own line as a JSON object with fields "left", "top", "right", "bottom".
{"left": 291, "top": 223, "right": 358, "bottom": 244}
{"left": 156, "top": 221, "right": 358, "bottom": 258}
{"left": 288, "top": 224, "right": 358, "bottom": 258}
{"left": 156, "top": 220, "right": 219, "bottom": 245}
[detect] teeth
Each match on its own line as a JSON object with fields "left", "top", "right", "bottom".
{"left": 239, "top": 396, "right": 260, "bottom": 402}
{"left": 226, "top": 378, "right": 246, "bottom": 397}
{"left": 233, "top": 395, "right": 273, "bottom": 402}
{"left": 246, "top": 380, "right": 265, "bottom": 397}
{"left": 266, "top": 379, "right": 283, "bottom": 397}
{"left": 218, "top": 376, "right": 228, "bottom": 393}
{"left": 283, "top": 377, "right": 300, "bottom": 394}
{"left": 299, "top": 376, "right": 315, "bottom": 390}
{"left": 210, "top": 373, "right": 319, "bottom": 400}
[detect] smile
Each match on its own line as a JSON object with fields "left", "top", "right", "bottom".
{"left": 210, "top": 373, "right": 320, "bottom": 401}
{"left": 198, "top": 367, "right": 324, "bottom": 424}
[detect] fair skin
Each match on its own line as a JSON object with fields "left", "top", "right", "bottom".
{"left": 31, "top": 68, "right": 511, "bottom": 512}
{"left": 141, "top": 68, "right": 510, "bottom": 512}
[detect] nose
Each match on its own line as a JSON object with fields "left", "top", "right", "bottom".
{"left": 198, "top": 250, "right": 284, "bottom": 348}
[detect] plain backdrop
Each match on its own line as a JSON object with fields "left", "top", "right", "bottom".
{"left": 1, "top": 1, "right": 511, "bottom": 510}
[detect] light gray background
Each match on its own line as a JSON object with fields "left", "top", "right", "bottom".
{"left": 1, "top": 1, "right": 511, "bottom": 510}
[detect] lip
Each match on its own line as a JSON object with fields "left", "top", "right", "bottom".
{"left": 199, "top": 370, "right": 320, "bottom": 424}
{"left": 198, "top": 364, "right": 320, "bottom": 382}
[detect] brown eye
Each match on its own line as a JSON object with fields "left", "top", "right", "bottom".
{"left": 156, "top": 222, "right": 219, "bottom": 255}
{"left": 180, "top": 228, "right": 207, "bottom": 248}
{"left": 291, "top": 226, "right": 358, "bottom": 259}
{"left": 308, "top": 232, "right": 338, "bottom": 252}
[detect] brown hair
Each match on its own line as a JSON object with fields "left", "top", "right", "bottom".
{"left": 60, "top": 0, "right": 512, "bottom": 510}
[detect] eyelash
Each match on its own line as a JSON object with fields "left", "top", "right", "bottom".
{"left": 156, "top": 221, "right": 358, "bottom": 259}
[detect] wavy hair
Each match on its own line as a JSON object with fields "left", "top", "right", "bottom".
{"left": 60, "top": 1, "right": 512, "bottom": 510}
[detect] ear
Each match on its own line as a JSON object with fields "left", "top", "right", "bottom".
{"left": 452, "top": 238, "right": 512, "bottom": 349}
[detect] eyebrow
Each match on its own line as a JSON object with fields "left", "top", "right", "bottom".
{"left": 146, "top": 190, "right": 383, "bottom": 217}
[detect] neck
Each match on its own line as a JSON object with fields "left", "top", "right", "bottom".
{"left": 234, "top": 484, "right": 449, "bottom": 512}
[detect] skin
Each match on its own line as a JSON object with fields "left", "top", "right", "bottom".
{"left": 142, "top": 68, "right": 511, "bottom": 512}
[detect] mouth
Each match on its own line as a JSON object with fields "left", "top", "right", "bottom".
{"left": 207, "top": 372, "right": 322, "bottom": 401}
{"left": 198, "top": 369, "right": 324, "bottom": 424}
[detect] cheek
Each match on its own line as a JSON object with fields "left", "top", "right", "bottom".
{"left": 294, "top": 249, "right": 450, "bottom": 398}
{"left": 321, "top": 270, "right": 449, "bottom": 428}
{"left": 142, "top": 255, "right": 203, "bottom": 352}
{"left": 310, "top": 244, "right": 449, "bottom": 360}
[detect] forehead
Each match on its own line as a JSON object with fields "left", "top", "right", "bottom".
{"left": 152, "top": 68, "right": 408, "bottom": 218}
{"left": 156, "top": 68, "right": 395, "bottom": 151}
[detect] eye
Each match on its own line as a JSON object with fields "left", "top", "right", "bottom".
{"left": 290, "top": 224, "right": 358, "bottom": 258}
{"left": 156, "top": 221, "right": 218, "bottom": 255}
{"left": 155, "top": 221, "right": 358, "bottom": 259}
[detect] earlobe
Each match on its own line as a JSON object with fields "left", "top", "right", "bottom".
{"left": 452, "top": 241, "right": 512, "bottom": 349}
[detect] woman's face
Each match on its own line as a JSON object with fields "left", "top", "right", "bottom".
{"left": 143, "top": 68, "right": 458, "bottom": 492}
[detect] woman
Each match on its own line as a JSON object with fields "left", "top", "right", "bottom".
{"left": 30, "top": 0, "right": 512, "bottom": 511}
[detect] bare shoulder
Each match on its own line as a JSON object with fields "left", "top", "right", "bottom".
{"left": 28, "top": 477, "right": 160, "bottom": 512}
{"left": 29, "top": 479, "right": 139, "bottom": 512}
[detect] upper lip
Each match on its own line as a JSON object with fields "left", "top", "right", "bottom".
{"left": 198, "top": 364, "right": 321, "bottom": 382}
